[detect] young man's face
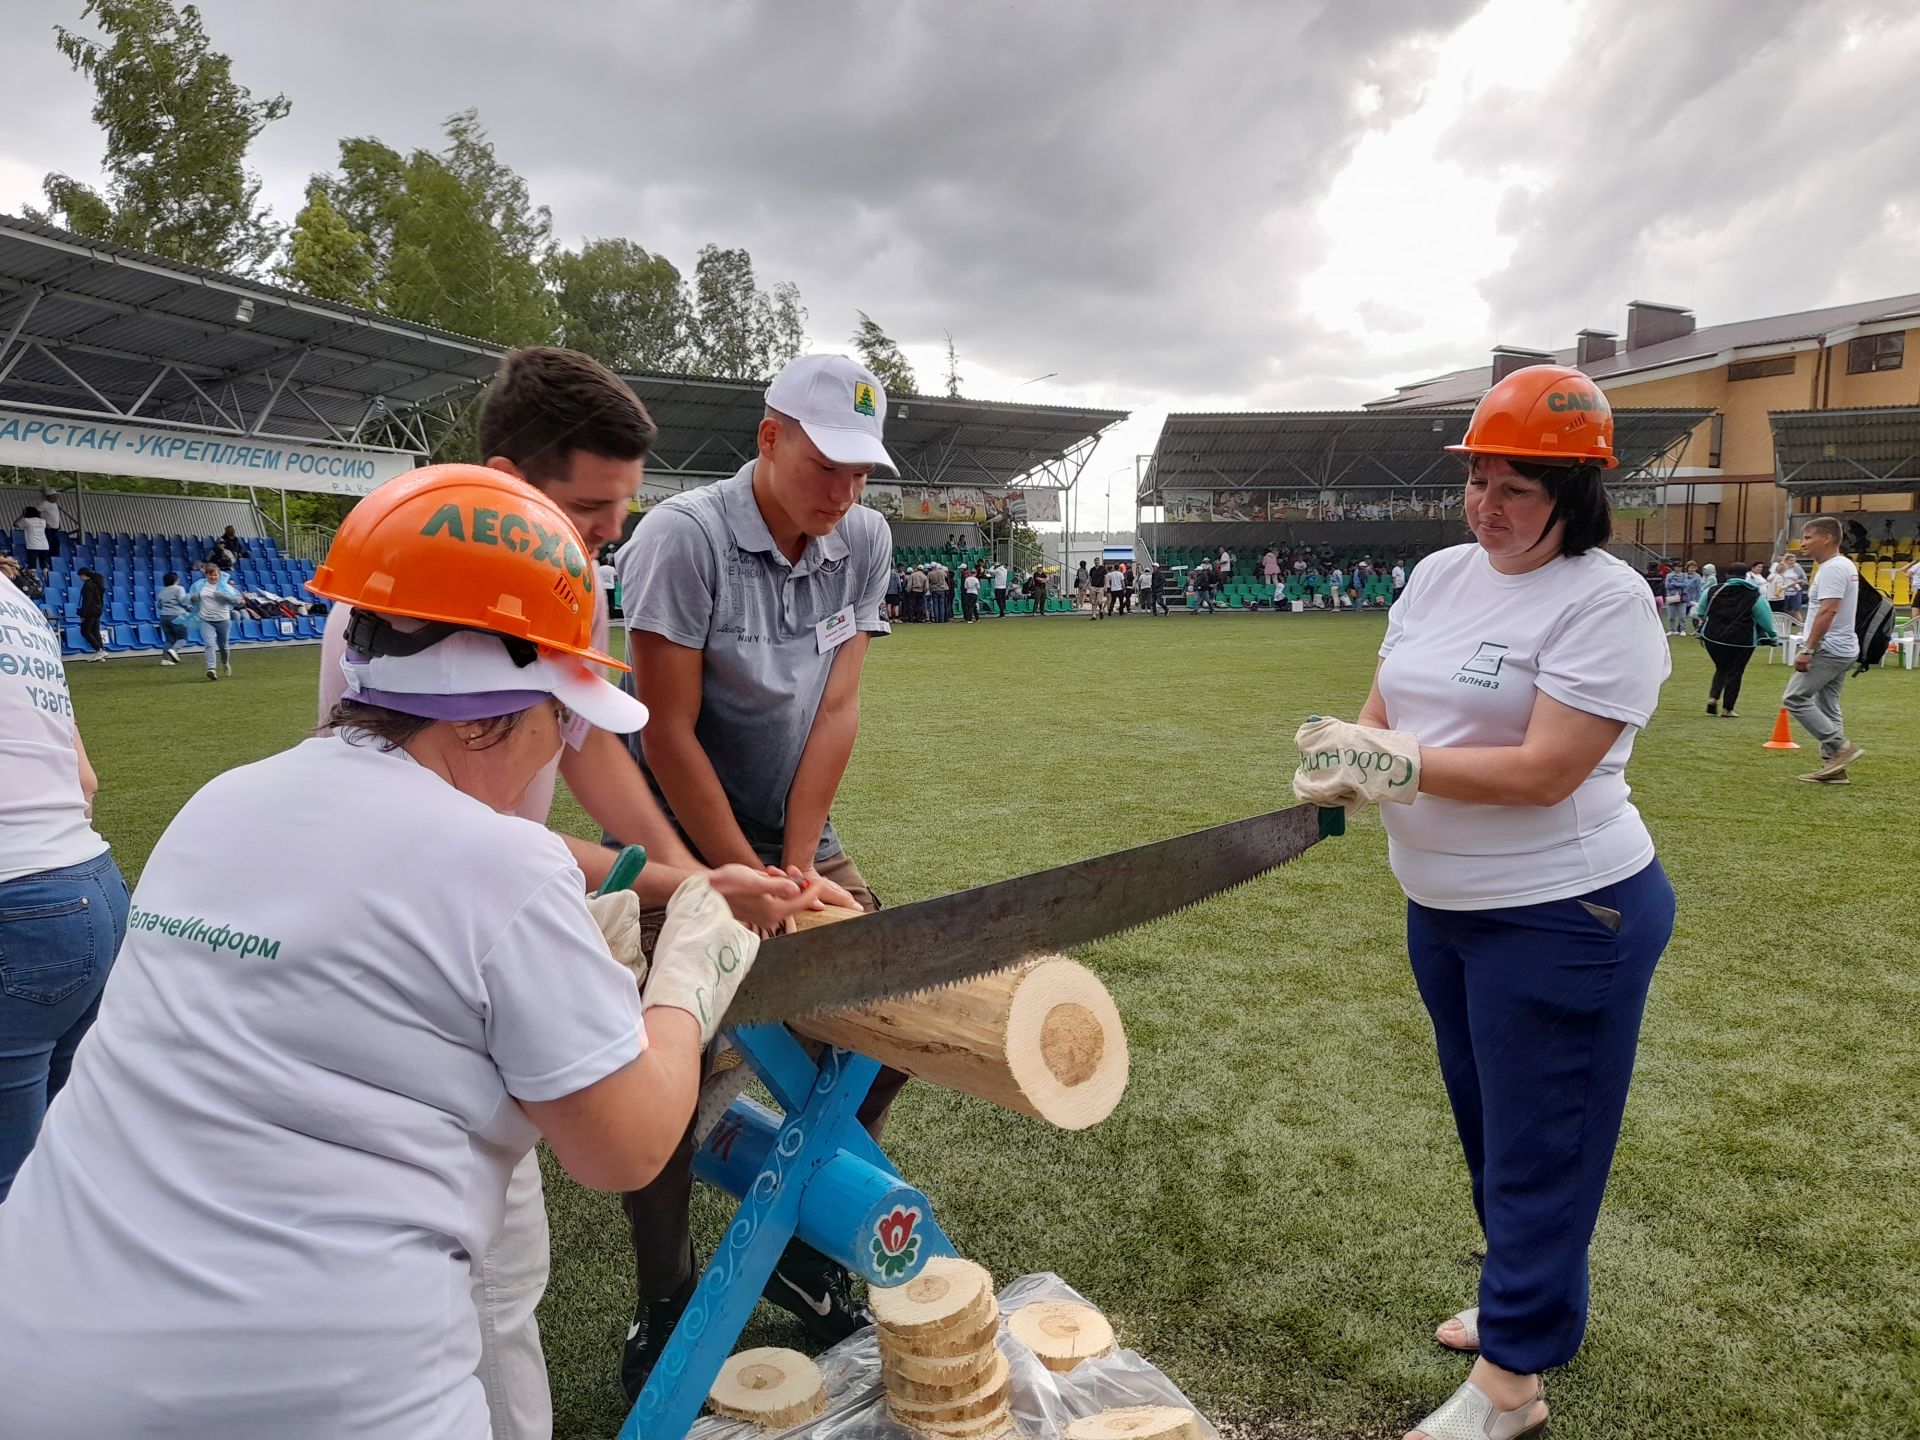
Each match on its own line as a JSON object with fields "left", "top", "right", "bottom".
{"left": 487, "top": 452, "right": 642, "bottom": 552}
{"left": 757, "top": 415, "right": 872, "bottom": 538}
{"left": 1800, "top": 526, "right": 1838, "bottom": 561}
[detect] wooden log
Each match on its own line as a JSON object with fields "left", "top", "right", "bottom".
{"left": 881, "top": 1338, "right": 1000, "bottom": 1389}
{"left": 887, "top": 1350, "right": 1011, "bottom": 1425}
{"left": 1007, "top": 1300, "right": 1116, "bottom": 1371}
{"left": 790, "top": 953, "right": 1129, "bottom": 1130}
{"left": 707, "top": 1347, "right": 827, "bottom": 1428}
{"left": 871, "top": 1257, "right": 995, "bottom": 1336}
{"left": 1065, "top": 1406, "right": 1204, "bottom": 1440}
{"left": 878, "top": 1303, "right": 1001, "bottom": 1360}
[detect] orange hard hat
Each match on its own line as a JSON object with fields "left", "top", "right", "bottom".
{"left": 1445, "top": 364, "right": 1618, "bottom": 469}
{"left": 307, "top": 463, "right": 624, "bottom": 670}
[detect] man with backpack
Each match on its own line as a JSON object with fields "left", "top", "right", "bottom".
{"left": 1783, "top": 517, "right": 1867, "bottom": 783}
{"left": 1695, "top": 562, "right": 1776, "bottom": 718}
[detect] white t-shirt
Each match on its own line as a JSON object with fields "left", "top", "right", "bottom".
{"left": 990, "top": 564, "right": 1008, "bottom": 589}
{"left": 1106, "top": 568, "right": 1126, "bottom": 592}
{"left": 1376, "top": 543, "right": 1670, "bottom": 911}
{"left": 1392, "top": 565, "right": 1406, "bottom": 588}
{"left": 0, "top": 735, "right": 643, "bottom": 1439}
{"left": 963, "top": 573, "right": 980, "bottom": 595}
{"left": 0, "top": 575, "right": 107, "bottom": 883}
{"left": 38, "top": 497, "right": 60, "bottom": 529}
{"left": 1806, "top": 554, "right": 1860, "bottom": 659}
{"left": 19, "top": 515, "right": 48, "bottom": 550}
{"left": 1906, "top": 559, "right": 1920, "bottom": 593}
{"left": 598, "top": 561, "right": 618, "bottom": 594}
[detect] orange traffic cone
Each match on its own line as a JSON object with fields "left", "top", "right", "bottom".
{"left": 1763, "top": 707, "right": 1800, "bottom": 750}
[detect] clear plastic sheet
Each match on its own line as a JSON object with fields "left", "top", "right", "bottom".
{"left": 687, "top": 1273, "right": 1216, "bottom": 1440}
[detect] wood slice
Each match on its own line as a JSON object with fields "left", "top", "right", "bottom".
{"left": 784, "top": 903, "right": 868, "bottom": 934}
{"left": 878, "top": 1301, "right": 1000, "bottom": 1359}
{"left": 883, "top": 1340, "right": 1009, "bottom": 1405}
{"left": 881, "top": 1337, "right": 1001, "bottom": 1388}
{"left": 1007, "top": 1300, "right": 1116, "bottom": 1372}
{"left": 903, "top": 1407, "right": 1015, "bottom": 1440}
{"left": 887, "top": 1349, "right": 1010, "bottom": 1425}
{"left": 1065, "top": 1405, "right": 1203, "bottom": 1440}
{"left": 707, "top": 1347, "right": 827, "bottom": 1428}
{"left": 871, "top": 1257, "right": 995, "bottom": 1338}
{"left": 791, "top": 952, "right": 1129, "bottom": 1131}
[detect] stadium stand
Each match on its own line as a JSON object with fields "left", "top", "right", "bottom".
{"left": 4, "top": 526, "right": 324, "bottom": 655}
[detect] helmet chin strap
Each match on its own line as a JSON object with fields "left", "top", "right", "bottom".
{"left": 343, "top": 608, "right": 540, "bottom": 669}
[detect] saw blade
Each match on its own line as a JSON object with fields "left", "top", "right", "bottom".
{"left": 724, "top": 803, "right": 1331, "bottom": 1025}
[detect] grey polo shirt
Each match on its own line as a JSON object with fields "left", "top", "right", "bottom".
{"left": 615, "top": 460, "right": 891, "bottom": 865}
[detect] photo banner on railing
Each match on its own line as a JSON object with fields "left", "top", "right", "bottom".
{"left": 0, "top": 407, "right": 420, "bottom": 495}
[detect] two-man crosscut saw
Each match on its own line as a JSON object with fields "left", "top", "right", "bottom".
{"left": 722, "top": 802, "right": 1345, "bottom": 1026}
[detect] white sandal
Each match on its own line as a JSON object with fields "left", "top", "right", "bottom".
{"left": 1436, "top": 1305, "right": 1480, "bottom": 1353}
{"left": 1407, "top": 1378, "right": 1547, "bottom": 1440}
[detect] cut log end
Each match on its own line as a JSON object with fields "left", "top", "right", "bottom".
{"left": 1065, "top": 1405, "right": 1203, "bottom": 1440}
{"left": 872, "top": 1256, "right": 995, "bottom": 1336}
{"left": 708, "top": 1347, "right": 827, "bottom": 1428}
{"left": 1007, "top": 1300, "right": 1116, "bottom": 1371}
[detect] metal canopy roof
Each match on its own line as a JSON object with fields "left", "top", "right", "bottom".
{"left": 0, "top": 214, "right": 503, "bottom": 456}
{"left": 1143, "top": 408, "right": 1713, "bottom": 494}
{"left": 625, "top": 370, "right": 1127, "bottom": 491}
{"left": 1771, "top": 406, "right": 1920, "bottom": 494}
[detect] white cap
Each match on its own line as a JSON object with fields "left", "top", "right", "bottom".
{"left": 764, "top": 354, "right": 898, "bottom": 477}
{"left": 339, "top": 629, "right": 648, "bottom": 738}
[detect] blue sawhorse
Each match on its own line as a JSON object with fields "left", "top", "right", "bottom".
{"left": 620, "top": 1022, "right": 956, "bottom": 1440}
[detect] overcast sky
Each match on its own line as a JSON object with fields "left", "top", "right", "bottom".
{"left": 5, "top": 0, "right": 1917, "bottom": 524}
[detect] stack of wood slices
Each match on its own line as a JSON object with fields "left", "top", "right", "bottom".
{"left": 872, "top": 1257, "right": 1013, "bottom": 1439}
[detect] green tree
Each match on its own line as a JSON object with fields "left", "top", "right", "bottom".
{"left": 549, "top": 238, "right": 692, "bottom": 373}
{"left": 278, "top": 185, "right": 375, "bottom": 305}
{"left": 689, "top": 244, "right": 809, "bottom": 380}
{"left": 33, "top": 0, "right": 289, "bottom": 272}
{"left": 943, "top": 331, "right": 963, "bottom": 398}
{"left": 308, "top": 110, "right": 557, "bottom": 346}
{"left": 852, "top": 311, "right": 918, "bottom": 396}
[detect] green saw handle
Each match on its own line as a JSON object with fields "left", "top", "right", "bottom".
{"left": 597, "top": 844, "right": 647, "bottom": 898}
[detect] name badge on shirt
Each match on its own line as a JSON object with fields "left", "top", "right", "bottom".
{"left": 816, "top": 606, "right": 856, "bottom": 655}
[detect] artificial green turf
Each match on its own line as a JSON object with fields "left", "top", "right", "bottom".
{"left": 65, "top": 616, "right": 1919, "bottom": 1439}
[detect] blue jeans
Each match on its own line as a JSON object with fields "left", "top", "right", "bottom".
{"left": 198, "top": 616, "right": 231, "bottom": 669}
{"left": 0, "top": 849, "right": 129, "bottom": 1202}
{"left": 1407, "top": 858, "right": 1674, "bottom": 1374}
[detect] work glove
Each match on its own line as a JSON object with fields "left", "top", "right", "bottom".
{"left": 585, "top": 889, "right": 646, "bottom": 988}
{"left": 1291, "top": 716, "right": 1421, "bottom": 814}
{"left": 642, "top": 874, "right": 761, "bottom": 1045}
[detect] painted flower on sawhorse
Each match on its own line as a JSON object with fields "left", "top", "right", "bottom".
{"left": 870, "top": 1204, "right": 923, "bottom": 1280}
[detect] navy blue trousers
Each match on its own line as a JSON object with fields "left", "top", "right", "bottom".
{"left": 1407, "top": 858, "right": 1674, "bottom": 1374}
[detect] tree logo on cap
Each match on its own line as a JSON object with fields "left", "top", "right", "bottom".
{"left": 853, "top": 382, "right": 877, "bottom": 417}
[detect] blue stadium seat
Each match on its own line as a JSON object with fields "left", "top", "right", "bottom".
{"left": 238, "top": 618, "right": 264, "bottom": 643}
{"left": 136, "top": 622, "right": 162, "bottom": 648}
{"left": 296, "top": 615, "right": 322, "bottom": 639}
{"left": 104, "top": 624, "right": 135, "bottom": 652}
{"left": 62, "top": 623, "right": 85, "bottom": 655}
{"left": 273, "top": 617, "right": 298, "bottom": 640}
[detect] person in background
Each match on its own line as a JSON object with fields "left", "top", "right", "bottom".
{"left": 75, "top": 566, "right": 107, "bottom": 663}
{"left": 885, "top": 563, "right": 903, "bottom": 623}
{"left": 1193, "top": 556, "right": 1215, "bottom": 612}
{"left": 1139, "top": 559, "right": 1155, "bottom": 612}
{"left": 1783, "top": 516, "right": 1864, "bottom": 784}
{"left": 187, "top": 562, "right": 242, "bottom": 680}
{"left": 0, "top": 562, "right": 129, "bottom": 1203}
{"left": 1024, "top": 566, "right": 1048, "bottom": 615}
{"left": 17, "top": 506, "right": 51, "bottom": 577}
{"left": 991, "top": 558, "right": 1010, "bottom": 617}
{"left": 1392, "top": 559, "right": 1408, "bottom": 603}
{"left": 218, "top": 525, "right": 252, "bottom": 561}
{"left": 1662, "top": 564, "right": 1690, "bottom": 634}
{"left": 1680, "top": 562, "right": 1705, "bottom": 635}
{"left": 961, "top": 563, "right": 982, "bottom": 623}
{"left": 1087, "top": 559, "right": 1106, "bottom": 619}
{"left": 904, "top": 562, "right": 928, "bottom": 622}
{"left": 597, "top": 547, "right": 621, "bottom": 620}
{"left": 1104, "top": 559, "right": 1127, "bottom": 616}
{"left": 1074, "top": 560, "right": 1090, "bottom": 611}
{"left": 1262, "top": 547, "right": 1281, "bottom": 588}
{"left": 1695, "top": 562, "right": 1776, "bottom": 717}
{"left": 1329, "top": 564, "right": 1346, "bottom": 609}
{"left": 156, "top": 570, "right": 191, "bottom": 666}
{"left": 1906, "top": 553, "right": 1920, "bottom": 632}
{"left": 1217, "top": 547, "right": 1233, "bottom": 584}
{"left": 0, "top": 555, "right": 42, "bottom": 613}
{"left": 928, "top": 557, "right": 951, "bottom": 623}
{"left": 38, "top": 488, "right": 65, "bottom": 562}
{"left": 1777, "top": 553, "right": 1807, "bottom": 620}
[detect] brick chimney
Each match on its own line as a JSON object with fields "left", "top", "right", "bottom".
{"left": 1625, "top": 301, "right": 1695, "bottom": 351}
{"left": 1490, "top": 345, "right": 1555, "bottom": 384}
{"left": 1576, "top": 329, "right": 1618, "bottom": 366}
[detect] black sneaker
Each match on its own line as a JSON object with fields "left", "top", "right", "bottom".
{"left": 619, "top": 1268, "right": 698, "bottom": 1404}
{"left": 761, "top": 1243, "right": 871, "bottom": 1346}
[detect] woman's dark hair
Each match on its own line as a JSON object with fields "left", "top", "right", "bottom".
{"left": 163, "top": 570, "right": 179, "bottom": 585}
{"left": 1481, "top": 457, "right": 1613, "bottom": 557}
{"left": 322, "top": 699, "right": 526, "bottom": 753}
{"left": 20, "top": 506, "right": 38, "bottom": 519}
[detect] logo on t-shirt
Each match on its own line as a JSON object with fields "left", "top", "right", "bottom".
{"left": 1454, "top": 640, "right": 1508, "bottom": 690}
{"left": 853, "top": 382, "right": 877, "bottom": 417}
